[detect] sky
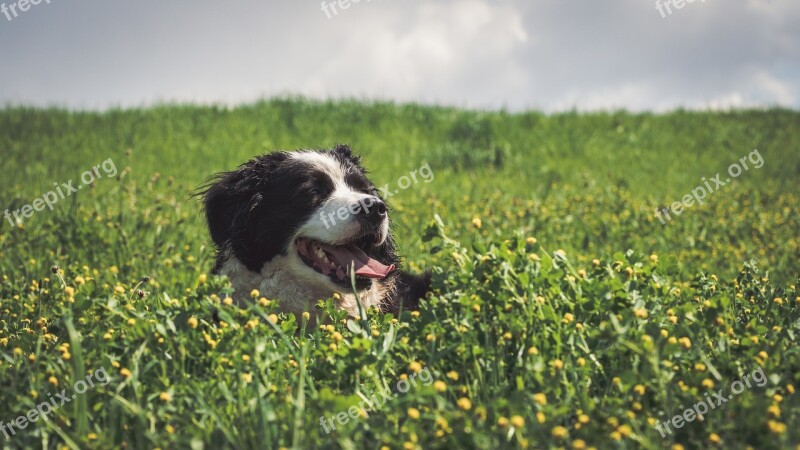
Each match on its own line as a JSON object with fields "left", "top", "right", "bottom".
{"left": 0, "top": 0, "right": 798, "bottom": 112}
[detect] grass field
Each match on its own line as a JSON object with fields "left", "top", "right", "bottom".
{"left": 0, "top": 99, "right": 798, "bottom": 449}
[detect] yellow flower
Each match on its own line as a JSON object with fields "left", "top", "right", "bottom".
{"left": 114, "top": 285, "right": 126, "bottom": 295}
{"left": 268, "top": 314, "right": 279, "bottom": 324}
{"left": 302, "top": 311, "right": 310, "bottom": 321}
{"left": 649, "top": 254, "right": 658, "bottom": 263}
{"left": 407, "top": 408, "right": 420, "bottom": 419}
{"left": 533, "top": 393, "right": 547, "bottom": 405}
{"left": 75, "top": 276, "right": 85, "bottom": 285}
{"left": 120, "top": 368, "right": 132, "bottom": 379}
{"left": 527, "top": 346, "right": 539, "bottom": 356}
{"left": 447, "top": 371, "right": 459, "bottom": 381}
{"left": 671, "top": 444, "right": 684, "bottom": 450}
{"left": 198, "top": 274, "right": 207, "bottom": 284}
{"left": 497, "top": 416, "right": 509, "bottom": 428}
{"left": 578, "top": 414, "right": 590, "bottom": 424}
{"left": 536, "top": 411, "right": 546, "bottom": 423}
{"left": 562, "top": 313, "right": 574, "bottom": 324}
{"left": 577, "top": 357, "right": 586, "bottom": 366}
{"left": 61, "top": 352, "right": 71, "bottom": 361}
{"left": 433, "top": 381, "right": 447, "bottom": 392}
{"left": 64, "top": 286, "right": 75, "bottom": 298}
{"left": 702, "top": 379, "right": 715, "bottom": 389}
{"left": 250, "top": 289, "right": 260, "bottom": 298}
{"left": 159, "top": 392, "right": 172, "bottom": 402}
{"left": 48, "top": 376, "right": 58, "bottom": 386}
{"left": 408, "top": 361, "right": 423, "bottom": 373}
{"left": 526, "top": 237, "right": 537, "bottom": 245}
{"left": 695, "top": 363, "right": 706, "bottom": 372}
{"left": 634, "top": 308, "right": 648, "bottom": 319}
{"left": 457, "top": 397, "right": 472, "bottom": 410}
{"left": 259, "top": 297, "right": 270, "bottom": 307}
{"left": 103, "top": 332, "right": 113, "bottom": 340}
{"left": 678, "top": 337, "right": 692, "bottom": 349}
{"left": 187, "top": 317, "right": 198, "bottom": 329}
{"left": 551, "top": 426, "right": 568, "bottom": 439}
{"left": 709, "top": 432, "right": 722, "bottom": 443}
{"left": 471, "top": 217, "right": 482, "bottom": 228}
{"left": 242, "top": 354, "right": 251, "bottom": 362}
{"left": 552, "top": 359, "right": 564, "bottom": 370}
{"left": 510, "top": 415, "right": 524, "bottom": 428}
{"left": 774, "top": 297, "right": 783, "bottom": 305}
{"left": 617, "top": 424, "right": 632, "bottom": 437}
{"left": 331, "top": 332, "right": 343, "bottom": 342}
{"left": 127, "top": 318, "right": 136, "bottom": 326}
{"left": 767, "top": 420, "right": 787, "bottom": 433}
{"left": 87, "top": 432, "right": 98, "bottom": 440}
{"left": 573, "top": 439, "right": 586, "bottom": 449}
{"left": 592, "top": 258, "right": 601, "bottom": 266}
{"left": 767, "top": 404, "right": 780, "bottom": 417}
{"left": 28, "top": 353, "right": 36, "bottom": 363}
{"left": 633, "top": 384, "right": 646, "bottom": 395}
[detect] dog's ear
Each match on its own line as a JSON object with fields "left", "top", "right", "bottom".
{"left": 202, "top": 152, "right": 289, "bottom": 247}
{"left": 331, "top": 144, "right": 362, "bottom": 166}
{"left": 202, "top": 171, "right": 248, "bottom": 247}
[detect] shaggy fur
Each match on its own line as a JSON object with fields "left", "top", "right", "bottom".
{"left": 201, "top": 145, "right": 429, "bottom": 317}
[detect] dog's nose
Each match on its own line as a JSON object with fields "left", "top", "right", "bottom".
{"left": 359, "top": 196, "right": 386, "bottom": 221}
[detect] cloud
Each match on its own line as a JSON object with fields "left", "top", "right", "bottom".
{"left": 0, "top": 0, "right": 796, "bottom": 112}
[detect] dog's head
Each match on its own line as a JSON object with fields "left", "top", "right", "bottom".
{"left": 203, "top": 145, "right": 398, "bottom": 292}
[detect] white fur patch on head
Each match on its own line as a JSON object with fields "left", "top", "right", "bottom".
{"left": 291, "top": 151, "right": 388, "bottom": 245}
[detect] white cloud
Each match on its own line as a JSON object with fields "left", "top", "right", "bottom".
{"left": 0, "top": 0, "right": 796, "bottom": 112}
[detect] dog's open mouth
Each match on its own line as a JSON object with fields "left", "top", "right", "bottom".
{"left": 295, "top": 237, "right": 395, "bottom": 286}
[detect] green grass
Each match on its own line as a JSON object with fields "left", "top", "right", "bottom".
{"left": 0, "top": 98, "right": 798, "bottom": 449}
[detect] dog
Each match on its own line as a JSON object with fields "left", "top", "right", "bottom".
{"left": 201, "top": 145, "right": 430, "bottom": 318}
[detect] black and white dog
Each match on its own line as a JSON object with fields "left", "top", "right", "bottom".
{"left": 202, "top": 145, "right": 429, "bottom": 317}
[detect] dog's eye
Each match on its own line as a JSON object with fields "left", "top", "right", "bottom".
{"left": 308, "top": 172, "right": 334, "bottom": 198}
{"left": 345, "top": 172, "right": 372, "bottom": 193}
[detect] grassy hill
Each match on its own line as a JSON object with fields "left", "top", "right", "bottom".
{"left": 0, "top": 99, "right": 798, "bottom": 449}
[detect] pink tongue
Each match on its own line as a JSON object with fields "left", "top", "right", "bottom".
{"left": 318, "top": 243, "right": 395, "bottom": 279}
